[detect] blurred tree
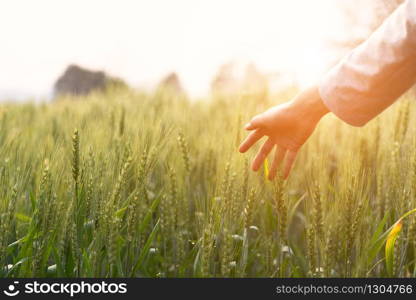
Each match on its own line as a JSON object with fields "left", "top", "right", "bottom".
{"left": 211, "top": 62, "right": 235, "bottom": 96}
{"left": 157, "top": 72, "right": 186, "bottom": 96}
{"left": 54, "top": 64, "right": 127, "bottom": 98}
{"left": 211, "top": 61, "right": 268, "bottom": 100}
{"left": 243, "top": 63, "right": 269, "bottom": 99}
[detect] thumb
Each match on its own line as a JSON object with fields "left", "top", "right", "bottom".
{"left": 245, "top": 115, "right": 263, "bottom": 130}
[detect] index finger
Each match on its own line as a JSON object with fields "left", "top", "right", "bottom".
{"left": 239, "top": 129, "right": 264, "bottom": 153}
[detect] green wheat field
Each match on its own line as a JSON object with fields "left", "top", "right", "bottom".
{"left": 0, "top": 86, "right": 415, "bottom": 278}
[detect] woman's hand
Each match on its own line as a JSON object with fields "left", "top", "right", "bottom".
{"left": 239, "top": 86, "right": 329, "bottom": 180}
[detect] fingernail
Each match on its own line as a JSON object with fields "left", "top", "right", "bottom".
{"left": 245, "top": 122, "right": 252, "bottom": 129}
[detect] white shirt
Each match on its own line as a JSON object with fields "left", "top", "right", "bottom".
{"left": 319, "top": 0, "right": 416, "bottom": 126}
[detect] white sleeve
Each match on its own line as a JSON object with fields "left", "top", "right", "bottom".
{"left": 319, "top": 0, "right": 416, "bottom": 126}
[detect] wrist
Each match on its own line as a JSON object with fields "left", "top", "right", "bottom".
{"left": 290, "top": 85, "right": 329, "bottom": 123}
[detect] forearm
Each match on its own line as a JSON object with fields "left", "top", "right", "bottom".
{"left": 319, "top": 0, "right": 416, "bottom": 127}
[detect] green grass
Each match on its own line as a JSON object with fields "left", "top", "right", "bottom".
{"left": 0, "top": 86, "right": 415, "bottom": 278}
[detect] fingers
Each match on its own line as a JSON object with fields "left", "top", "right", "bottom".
{"left": 252, "top": 138, "right": 274, "bottom": 171}
{"left": 239, "top": 130, "right": 264, "bottom": 153}
{"left": 268, "top": 146, "right": 286, "bottom": 180}
{"left": 283, "top": 150, "right": 298, "bottom": 179}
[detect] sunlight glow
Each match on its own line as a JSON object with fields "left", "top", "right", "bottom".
{"left": 0, "top": 0, "right": 347, "bottom": 99}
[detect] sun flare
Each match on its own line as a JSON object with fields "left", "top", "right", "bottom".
{"left": 1, "top": 0, "right": 346, "bottom": 99}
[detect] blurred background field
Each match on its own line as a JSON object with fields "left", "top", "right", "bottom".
{"left": 0, "top": 86, "right": 415, "bottom": 277}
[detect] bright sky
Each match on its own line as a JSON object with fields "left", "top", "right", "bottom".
{"left": 0, "top": 0, "right": 349, "bottom": 100}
